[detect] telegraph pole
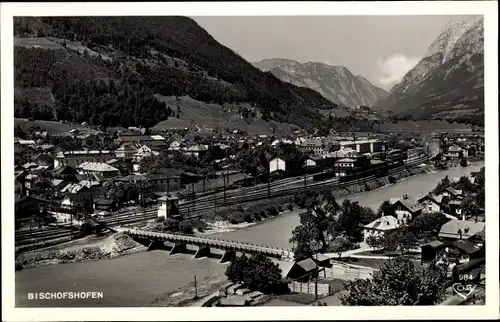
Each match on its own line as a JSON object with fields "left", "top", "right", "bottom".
{"left": 192, "top": 181, "right": 196, "bottom": 217}
{"left": 223, "top": 173, "right": 227, "bottom": 205}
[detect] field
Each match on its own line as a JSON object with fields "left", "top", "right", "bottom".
{"left": 374, "top": 120, "right": 476, "bottom": 133}
{"left": 14, "top": 37, "right": 65, "bottom": 50}
{"left": 15, "top": 118, "right": 98, "bottom": 135}
{"left": 153, "top": 95, "right": 300, "bottom": 136}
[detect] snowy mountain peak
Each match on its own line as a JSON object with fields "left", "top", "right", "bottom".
{"left": 373, "top": 17, "right": 484, "bottom": 119}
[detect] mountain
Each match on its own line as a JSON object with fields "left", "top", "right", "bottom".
{"left": 373, "top": 17, "right": 484, "bottom": 121}
{"left": 14, "top": 16, "right": 338, "bottom": 130}
{"left": 253, "top": 58, "right": 388, "bottom": 108}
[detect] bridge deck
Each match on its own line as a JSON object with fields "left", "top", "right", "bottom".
{"left": 121, "top": 228, "right": 294, "bottom": 259}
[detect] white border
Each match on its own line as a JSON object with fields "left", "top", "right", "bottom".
{"left": 1, "top": 1, "right": 498, "bottom": 321}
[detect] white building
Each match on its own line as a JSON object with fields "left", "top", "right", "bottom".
{"left": 363, "top": 215, "right": 400, "bottom": 242}
{"left": 269, "top": 157, "right": 286, "bottom": 173}
{"left": 157, "top": 194, "right": 180, "bottom": 219}
{"left": 418, "top": 194, "right": 444, "bottom": 214}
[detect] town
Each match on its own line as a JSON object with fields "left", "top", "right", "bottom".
{"left": 14, "top": 119, "right": 486, "bottom": 306}
{"left": 9, "top": 13, "right": 490, "bottom": 311}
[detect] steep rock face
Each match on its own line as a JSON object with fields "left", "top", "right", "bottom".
{"left": 253, "top": 58, "right": 387, "bottom": 108}
{"left": 374, "top": 17, "right": 484, "bottom": 119}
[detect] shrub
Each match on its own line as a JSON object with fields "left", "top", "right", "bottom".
{"left": 156, "top": 216, "right": 165, "bottom": 223}
{"left": 237, "top": 206, "right": 244, "bottom": 212}
{"left": 253, "top": 212, "right": 261, "bottom": 221}
{"left": 277, "top": 205, "right": 284, "bottom": 213}
{"left": 243, "top": 213, "right": 254, "bottom": 223}
{"left": 259, "top": 211, "right": 267, "bottom": 218}
{"left": 287, "top": 203, "right": 294, "bottom": 211}
{"left": 179, "top": 220, "right": 194, "bottom": 234}
{"left": 388, "top": 176, "right": 397, "bottom": 184}
{"left": 226, "top": 212, "right": 245, "bottom": 224}
{"left": 267, "top": 206, "right": 279, "bottom": 217}
{"left": 277, "top": 293, "right": 316, "bottom": 305}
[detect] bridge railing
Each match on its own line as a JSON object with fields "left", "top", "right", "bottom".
{"left": 123, "top": 228, "right": 294, "bottom": 258}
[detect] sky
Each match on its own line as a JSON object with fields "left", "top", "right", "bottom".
{"left": 192, "top": 15, "right": 480, "bottom": 91}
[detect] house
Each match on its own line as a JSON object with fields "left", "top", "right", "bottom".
{"left": 157, "top": 194, "right": 180, "bottom": 219}
{"left": 184, "top": 144, "right": 209, "bottom": 158}
{"left": 420, "top": 240, "right": 446, "bottom": 264}
{"left": 60, "top": 192, "right": 93, "bottom": 215}
{"left": 18, "top": 139, "right": 36, "bottom": 147}
{"left": 144, "top": 168, "right": 182, "bottom": 193}
{"left": 324, "top": 147, "right": 358, "bottom": 159}
{"left": 269, "top": 157, "right": 287, "bottom": 173}
{"left": 446, "top": 239, "right": 485, "bottom": 263}
{"left": 334, "top": 158, "right": 356, "bottom": 168}
{"left": 51, "top": 178, "right": 68, "bottom": 192}
{"left": 133, "top": 145, "right": 160, "bottom": 163}
{"left": 299, "top": 138, "right": 324, "bottom": 155}
{"left": 31, "top": 153, "right": 54, "bottom": 168}
{"left": 438, "top": 220, "right": 485, "bottom": 242}
{"left": 15, "top": 172, "right": 26, "bottom": 199}
{"left": 54, "top": 150, "right": 115, "bottom": 168}
{"left": 445, "top": 145, "right": 463, "bottom": 159}
{"left": 448, "top": 200, "right": 463, "bottom": 217}
{"left": 78, "top": 162, "right": 120, "bottom": 179}
{"left": 443, "top": 187, "right": 463, "bottom": 200}
{"left": 115, "top": 144, "right": 137, "bottom": 160}
{"left": 418, "top": 194, "right": 444, "bottom": 214}
{"left": 17, "top": 146, "right": 38, "bottom": 160}
{"left": 391, "top": 195, "right": 423, "bottom": 222}
{"left": 333, "top": 158, "right": 357, "bottom": 177}
{"left": 93, "top": 198, "right": 117, "bottom": 212}
{"left": 268, "top": 157, "right": 303, "bottom": 177}
{"left": 363, "top": 215, "right": 401, "bottom": 242}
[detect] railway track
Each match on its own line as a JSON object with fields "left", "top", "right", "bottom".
{"left": 15, "top": 157, "right": 428, "bottom": 245}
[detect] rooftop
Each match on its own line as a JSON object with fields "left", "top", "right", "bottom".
{"left": 78, "top": 162, "right": 119, "bottom": 172}
{"left": 364, "top": 215, "right": 400, "bottom": 230}
{"left": 438, "top": 220, "right": 485, "bottom": 239}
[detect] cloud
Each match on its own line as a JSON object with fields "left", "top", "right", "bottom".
{"left": 376, "top": 54, "right": 420, "bottom": 90}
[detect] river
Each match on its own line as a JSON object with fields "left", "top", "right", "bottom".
{"left": 15, "top": 163, "right": 483, "bottom": 307}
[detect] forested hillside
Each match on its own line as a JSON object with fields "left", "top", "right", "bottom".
{"left": 14, "top": 16, "right": 337, "bottom": 129}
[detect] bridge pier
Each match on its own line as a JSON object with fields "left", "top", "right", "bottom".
{"left": 147, "top": 240, "right": 169, "bottom": 251}
{"left": 220, "top": 250, "right": 236, "bottom": 263}
{"left": 193, "top": 246, "right": 211, "bottom": 259}
{"left": 170, "top": 242, "right": 187, "bottom": 255}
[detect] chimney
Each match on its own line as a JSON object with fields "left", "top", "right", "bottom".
{"left": 457, "top": 229, "right": 463, "bottom": 240}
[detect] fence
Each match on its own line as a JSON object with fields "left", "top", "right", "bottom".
{"left": 325, "top": 263, "right": 376, "bottom": 281}
{"left": 288, "top": 281, "right": 331, "bottom": 297}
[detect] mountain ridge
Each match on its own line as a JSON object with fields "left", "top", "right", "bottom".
{"left": 373, "top": 17, "right": 484, "bottom": 121}
{"left": 14, "top": 16, "right": 340, "bottom": 130}
{"left": 253, "top": 58, "right": 388, "bottom": 109}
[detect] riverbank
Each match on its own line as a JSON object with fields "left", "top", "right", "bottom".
{"left": 15, "top": 232, "right": 146, "bottom": 270}
{"left": 147, "top": 273, "right": 228, "bottom": 307}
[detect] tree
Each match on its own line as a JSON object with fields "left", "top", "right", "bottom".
{"left": 409, "top": 212, "right": 449, "bottom": 236}
{"left": 460, "top": 158, "right": 468, "bottom": 167}
{"left": 226, "top": 253, "right": 288, "bottom": 294}
{"left": 377, "top": 200, "right": 396, "bottom": 218}
{"left": 14, "top": 125, "right": 27, "bottom": 139}
{"left": 365, "top": 235, "right": 384, "bottom": 249}
{"left": 461, "top": 197, "right": 479, "bottom": 220}
{"left": 433, "top": 176, "right": 451, "bottom": 195}
{"left": 337, "top": 199, "right": 374, "bottom": 242}
{"left": 382, "top": 227, "right": 419, "bottom": 256}
{"left": 340, "top": 257, "right": 447, "bottom": 306}
{"left": 289, "top": 192, "right": 340, "bottom": 259}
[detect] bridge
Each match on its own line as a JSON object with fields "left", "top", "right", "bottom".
{"left": 120, "top": 228, "right": 294, "bottom": 262}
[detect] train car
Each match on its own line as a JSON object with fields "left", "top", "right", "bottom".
{"left": 312, "top": 170, "right": 337, "bottom": 182}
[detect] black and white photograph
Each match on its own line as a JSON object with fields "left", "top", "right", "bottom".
{"left": 2, "top": 1, "right": 498, "bottom": 320}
